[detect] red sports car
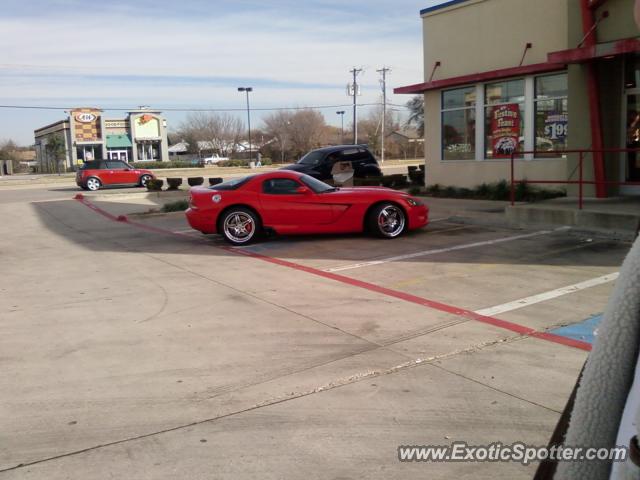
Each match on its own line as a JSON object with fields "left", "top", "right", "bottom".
{"left": 185, "top": 171, "right": 428, "bottom": 245}
{"left": 76, "top": 160, "right": 154, "bottom": 191}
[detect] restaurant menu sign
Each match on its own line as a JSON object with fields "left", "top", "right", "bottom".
{"left": 491, "top": 104, "right": 520, "bottom": 158}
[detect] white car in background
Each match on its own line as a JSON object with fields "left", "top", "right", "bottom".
{"left": 203, "top": 154, "right": 229, "bottom": 165}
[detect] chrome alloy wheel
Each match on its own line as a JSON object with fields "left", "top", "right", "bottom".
{"left": 86, "top": 178, "right": 101, "bottom": 191}
{"left": 377, "top": 205, "right": 405, "bottom": 238}
{"left": 223, "top": 212, "right": 255, "bottom": 243}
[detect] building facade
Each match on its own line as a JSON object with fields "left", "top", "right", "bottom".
{"left": 34, "top": 108, "right": 169, "bottom": 172}
{"left": 395, "top": 0, "right": 640, "bottom": 197}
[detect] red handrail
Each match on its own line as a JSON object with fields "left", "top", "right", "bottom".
{"left": 509, "top": 148, "right": 640, "bottom": 209}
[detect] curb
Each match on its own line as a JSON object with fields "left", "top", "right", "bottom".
{"left": 81, "top": 190, "right": 190, "bottom": 202}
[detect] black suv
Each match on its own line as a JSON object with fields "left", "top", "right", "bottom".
{"left": 281, "top": 145, "right": 382, "bottom": 181}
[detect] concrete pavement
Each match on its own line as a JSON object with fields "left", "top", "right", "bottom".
{"left": 0, "top": 184, "right": 630, "bottom": 479}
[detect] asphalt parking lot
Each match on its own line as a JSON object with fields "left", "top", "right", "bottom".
{"left": 0, "top": 184, "right": 632, "bottom": 479}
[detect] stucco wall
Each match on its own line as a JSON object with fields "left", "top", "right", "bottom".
{"left": 422, "top": 0, "right": 568, "bottom": 81}
{"left": 593, "top": 0, "right": 639, "bottom": 43}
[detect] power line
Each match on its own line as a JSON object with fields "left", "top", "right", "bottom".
{"left": 0, "top": 102, "right": 410, "bottom": 113}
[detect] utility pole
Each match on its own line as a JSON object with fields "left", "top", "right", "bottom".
{"left": 377, "top": 67, "right": 390, "bottom": 164}
{"left": 237, "top": 87, "right": 253, "bottom": 163}
{"left": 349, "top": 67, "right": 363, "bottom": 144}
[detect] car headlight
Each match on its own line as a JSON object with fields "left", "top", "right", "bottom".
{"left": 406, "top": 197, "right": 423, "bottom": 207}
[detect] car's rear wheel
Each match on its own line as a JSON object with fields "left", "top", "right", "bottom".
{"left": 220, "top": 207, "right": 261, "bottom": 246}
{"left": 367, "top": 203, "right": 406, "bottom": 239}
{"left": 86, "top": 177, "right": 101, "bottom": 191}
{"left": 139, "top": 174, "right": 152, "bottom": 187}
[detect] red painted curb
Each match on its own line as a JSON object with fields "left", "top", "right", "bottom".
{"left": 74, "top": 196, "right": 592, "bottom": 352}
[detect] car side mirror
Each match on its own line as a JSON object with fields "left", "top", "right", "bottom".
{"left": 296, "top": 186, "right": 311, "bottom": 194}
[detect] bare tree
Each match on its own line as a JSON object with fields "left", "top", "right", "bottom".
{"left": 286, "top": 109, "right": 328, "bottom": 157}
{"left": 357, "top": 104, "right": 399, "bottom": 156}
{"left": 178, "top": 112, "right": 243, "bottom": 156}
{"left": 263, "top": 111, "right": 295, "bottom": 163}
{"left": 262, "top": 109, "right": 329, "bottom": 161}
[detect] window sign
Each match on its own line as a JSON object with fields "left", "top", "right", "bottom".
{"left": 544, "top": 113, "right": 568, "bottom": 141}
{"left": 490, "top": 104, "right": 520, "bottom": 157}
{"left": 535, "top": 74, "right": 568, "bottom": 152}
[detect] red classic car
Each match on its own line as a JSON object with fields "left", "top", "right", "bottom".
{"left": 185, "top": 171, "right": 428, "bottom": 245}
{"left": 76, "top": 160, "right": 154, "bottom": 191}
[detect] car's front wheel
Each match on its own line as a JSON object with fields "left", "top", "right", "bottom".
{"left": 220, "top": 207, "right": 261, "bottom": 246}
{"left": 139, "top": 174, "right": 152, "bottom": 187}
{"left": 367, "top": 203, "right": 406, "bottom": 239}
{"left": 86, "top": 177, "right": 102, "bottom": 191}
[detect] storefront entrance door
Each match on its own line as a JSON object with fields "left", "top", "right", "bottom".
{"left": 623, "top": 93, "right": 640, "bottom": 194}
{"left": 108, "top": 150, "right": 129, "bottom": 162}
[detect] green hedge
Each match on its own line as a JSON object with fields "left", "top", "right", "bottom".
{"left": 425, "top": 180, "right": 566, "bottom": 202}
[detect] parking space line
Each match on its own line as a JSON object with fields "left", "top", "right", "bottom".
{"left": 324, "top": 228, "right": 568, "bottom": 272}
{"left": 474, "top": 273, "right": 619, "bottom": 316}
{"left": 75, "top": 196, "right": 591, "bottom": 352}
{"left": 226, "top": 246, "right": 592, "bottom": 352}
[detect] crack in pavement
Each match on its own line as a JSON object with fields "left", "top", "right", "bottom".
{"left": 3, "top": 199, "right": 570, "bottom": 473}
{"left": 1, "top": 332, "right": 555, "bottom": 474}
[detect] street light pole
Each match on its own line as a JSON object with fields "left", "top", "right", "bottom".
{"left": 336, "top": 110, "right": 345, "bottom": 144}
{"left": 237, "top": 87, "right": 253, "bottom": 163}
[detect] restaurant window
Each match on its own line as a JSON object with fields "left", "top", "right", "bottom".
{"left": 534, "top": 73, "right": 568, "bottom": 153}
{"left": 441, "top": 87, "right": 476, "bottom": 160}
{"left": 484, "top": 79, "right": 525, "bottom": 158}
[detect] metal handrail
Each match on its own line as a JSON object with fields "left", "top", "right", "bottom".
{"left": 509, "top": 148, "right": 640, "bottom": 209}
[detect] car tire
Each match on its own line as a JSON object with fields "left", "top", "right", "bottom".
{"left": 219, "top": 207, "right": 261, "bottom": 246}
{"left": 366, "top": 202, "right": 406, "bottom": 239}
{"left": 86, "top": 177, "right": 101, "bottom": 191}
{"left": 139, "top": 174, "right": 152, "bottom": 187}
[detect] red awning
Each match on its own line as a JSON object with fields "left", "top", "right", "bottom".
{"left": 548, "top": 38, "right": 640, "bottom": 64}
{"left": 394, "top": 62, "right": 566, "bottom": 95}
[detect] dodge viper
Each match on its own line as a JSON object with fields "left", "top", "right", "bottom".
{"left": 185, "top": 171, "right": 428, "bottom": 245}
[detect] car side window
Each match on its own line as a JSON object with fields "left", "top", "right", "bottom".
{"left": 326, "top": 152, "right": 341, "bottom": 164}
{"left": 338, "top": 148, "right": 361, "bottom": 163}
{"left": 98, "top": 161, "right": 110, "bottom": 169}
{"left": 340, "top": 148, "right": 359, "bottom": 158}
{"left": 83, "top": 161, "right": 100, "bottom": 169}
{"left": 106, "top": 161, "right": 126, "bottom": 169}
{"left": 358, "top": 149, "right": 376, "bottom": 163}
{"left": 262, "top": 178, "right": 302, "bottom": 195}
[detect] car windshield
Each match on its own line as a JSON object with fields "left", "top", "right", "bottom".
{"left": 297, "top": 151, "right": 325, "bottom": 166}
{"left": 209, "top": 176, "right": 251, "bottom": 190}
{"left": 299, "top": 174, "right": 335, "bottom": 193}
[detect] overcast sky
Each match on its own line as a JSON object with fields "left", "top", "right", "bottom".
{"left": 0, "top": 0, "right": 447, "bottom": 145}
